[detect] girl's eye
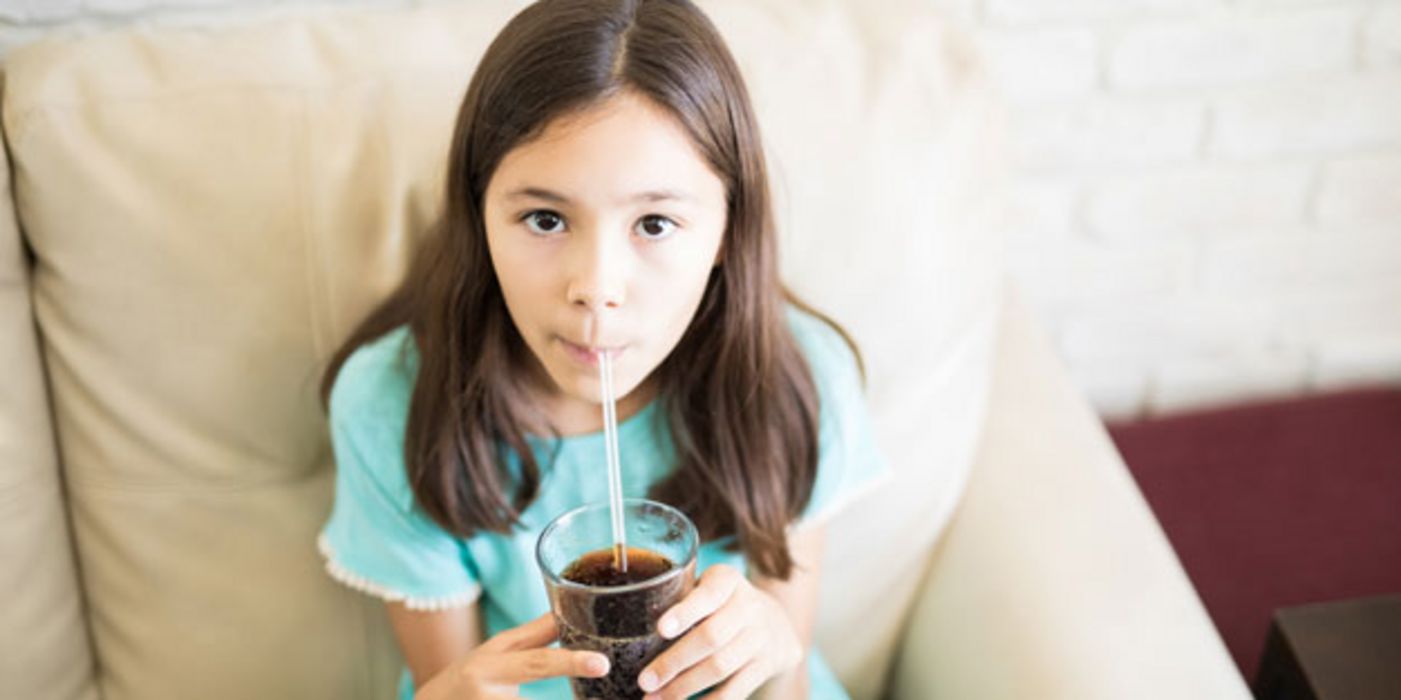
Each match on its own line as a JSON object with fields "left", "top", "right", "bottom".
{"left": 521, "top": 210, "right": 565, "bottom": 235}
{"left": 635, "top": 215, "right": 678, "bottom": 240}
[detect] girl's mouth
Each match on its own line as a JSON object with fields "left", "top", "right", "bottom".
{"left": 558, "top": 336, "right": 627, "bottom": 367}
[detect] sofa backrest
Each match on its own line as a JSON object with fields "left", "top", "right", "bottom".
{"left": 0, "top": 84, "right": 99, "bottom": 700}
{"left": 0, "top": 2, "right": 1003, "bottom": 698}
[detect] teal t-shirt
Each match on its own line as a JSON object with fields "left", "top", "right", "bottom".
{"left": 318, "top": 306, "right": 890, "bottom": 699}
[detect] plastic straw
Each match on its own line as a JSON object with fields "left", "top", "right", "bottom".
{"left": 599, "top": 350, "right": 628, "bottom": 571}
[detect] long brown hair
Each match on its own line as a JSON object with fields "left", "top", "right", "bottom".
{"left": 321, "top": 0, "right": 862, "bottom": 580}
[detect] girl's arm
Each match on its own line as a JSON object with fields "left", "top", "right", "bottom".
{"left": 750, "top": 522, "right": 826, "bottom": 700}
{"left": 386, "top": 601, "right": 484, "bottom": 689}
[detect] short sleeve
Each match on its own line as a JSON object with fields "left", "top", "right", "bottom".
{"left": 788, "top": 308, "right": 893, "bottom": 531}
{"left": 317, "top": 328, "right": 481, "bottom": 611}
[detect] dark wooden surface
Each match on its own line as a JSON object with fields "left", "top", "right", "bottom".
{"left": 1254, "top": 593, "right": 1401, "bottom": 700}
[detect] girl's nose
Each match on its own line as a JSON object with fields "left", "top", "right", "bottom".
{"left": 565, "top": 231, "right": 627, "bottom": 312}
{"left": 567, "top": 282, "right": 624, "bottom": 312}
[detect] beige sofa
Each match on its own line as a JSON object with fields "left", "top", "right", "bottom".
{"left": 0, "top": 2, "right": 1250, "bottom": 699}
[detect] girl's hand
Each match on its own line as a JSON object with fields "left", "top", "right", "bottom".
{"left": 636, "top": 564, "right": 804, "bottom": 700}
{"left": 414, "top": 612, "right": 609, "bottom": 700}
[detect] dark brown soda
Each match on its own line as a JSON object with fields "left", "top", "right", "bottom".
{"left": 557, "top": 546, "right": 678, "bottom": 699}
{"left": 562, "top": 546, "right": 674, "bottom": 588}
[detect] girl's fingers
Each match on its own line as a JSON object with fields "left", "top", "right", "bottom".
{"left": 638, "top": 595, "right": 751, "bottom": 693}
{"left": 483, "top": 612, "right": 558, "bottom": 652}
{"left": 643, "top": 627, "right": 763, "bottom": 700}
{"left": 489, "top": 648, "right": 610, "bottom": 684}
{"left": 656, "top": 565, "right": 743, "bottom": 640}
{"left": 706, "top": 660, "right": 770, "bottom": 700}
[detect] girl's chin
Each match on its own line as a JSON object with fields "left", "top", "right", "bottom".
{"left": 557, "top": 367, "right": 658, "bottom": 406}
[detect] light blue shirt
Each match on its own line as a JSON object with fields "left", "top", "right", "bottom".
{"left": 318, "top": 306, "right": 890, "bottom": 699}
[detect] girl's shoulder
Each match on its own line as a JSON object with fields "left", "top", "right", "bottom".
{"left": 785, "top": 305, "right": 890, "bottom": 528}
{"left": 784, "top": 305, "right": 862, "bottom": 391}
{"left": 328, "top": 324, "right": 418, "bottom": 432}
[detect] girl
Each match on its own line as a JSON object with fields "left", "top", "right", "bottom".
{"left": 317, "top": 0, "right": 888, "bottom": 698}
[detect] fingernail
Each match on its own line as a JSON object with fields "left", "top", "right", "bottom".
{"left": 587, "top": 655, "right": 609, "bottom": 675}
{"left": 658, "top": 617, "right": 677, "bottom": 638}
{"left": 638, "top": 670, "right": 658, "bottom": 692}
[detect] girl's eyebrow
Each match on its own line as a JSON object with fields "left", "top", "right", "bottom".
{"left": 505, "top": 186, "right": 692, "bottom": 205}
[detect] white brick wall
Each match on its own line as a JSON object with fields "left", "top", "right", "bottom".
{"left": 980, "top": 28, "right": 1098, "bottom": 103}
{"left": 1087, "top": 165, "right": 1312, "bottom": 242}
{"left": 986, "top": 0, "right": 1217, "bottom": 25}
{"left": 3, "top": 0, "right": 1399, "bottom": 420}
{"left": 1313, "top": 333, "right": 1401, "bottom": 389}
{"left": 1149, "top": 351, "right": 1310, "bottom": 415}
{"left": 1108, "top": 8, "right": 1357, "bottom": 91}
{"left": 1365, "top": 3, "right": 1401, "bottom": 67}
{"left": 1211, "top": 73, "right": 1401, "bottom": 160}
{"left": 981, "top": 0, "right": 1401, "bottom": 419}
{"left": 1011, "top": 98, "right": 1205, "bottom": 172}
{"left": 1316, "top": 154, "right": 1401, "bottom": 227}
{"left": 1197, "top": 234, "right": 1310, "bottom": 295}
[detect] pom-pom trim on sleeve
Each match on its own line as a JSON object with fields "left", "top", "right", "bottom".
{"left": 317, "top": 534, "right": 481, "bottom": 611}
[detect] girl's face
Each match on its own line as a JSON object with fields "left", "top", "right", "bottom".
{"left": 483, "top": 91, "right": 728, "bottom": 428}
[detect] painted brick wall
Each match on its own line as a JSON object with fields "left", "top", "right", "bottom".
{"left": 973, "top": 0, "right": 1401, "bottom": 418}
{"left": 4, "top": 0, "right": 1398, "bottom": 419}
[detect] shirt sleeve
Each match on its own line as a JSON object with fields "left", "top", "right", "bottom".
{"left": 789, "top": 309, "right": 893, "bottom": 532}
{"left": 317, "top": 332, "right": 481, "bottom": 611}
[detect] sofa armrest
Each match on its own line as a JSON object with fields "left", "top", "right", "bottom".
{"left": 889, "top": 288, "right": 1251, "bottom": 699}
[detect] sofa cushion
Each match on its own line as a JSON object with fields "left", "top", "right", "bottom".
{"left": 0, "top": 1, "right": 1002, "bottom": 697}
{"left": 2, "top": 5, "right": 509, "bottom": 697}
{"left": 0, "top": 95, "right": 98, "bottom": 700}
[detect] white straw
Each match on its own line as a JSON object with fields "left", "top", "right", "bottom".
{"left": 599, "top": 350, "right": 628, "bottom": 571}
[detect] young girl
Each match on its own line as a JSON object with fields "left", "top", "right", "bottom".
{"left": 317, "top": 0, "right": 888, "bottom": 698}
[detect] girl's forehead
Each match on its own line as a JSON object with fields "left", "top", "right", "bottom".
{"left": 490, "top": 93, "right": 726, "bottom": 206}
{"left": 537, "top": 91, "right": 678, "bottom": 142}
